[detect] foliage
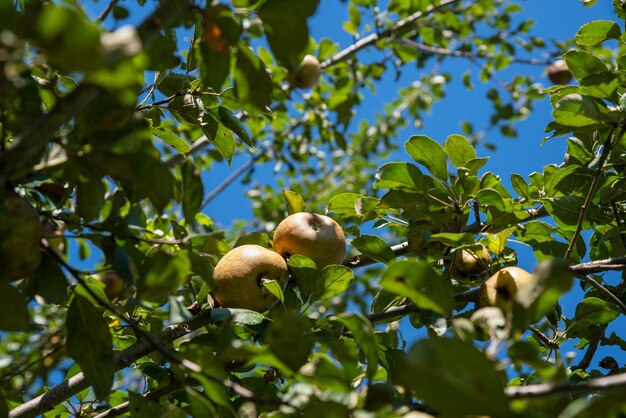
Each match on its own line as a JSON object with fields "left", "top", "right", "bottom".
{"left": 1, "top": 0, "right": 626, "bottom": 417}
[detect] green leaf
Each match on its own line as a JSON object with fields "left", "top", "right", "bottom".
{"left": 234, "top": 232, "right": 272, "bottom": 248}
{"left": 563, "top": 50, "right": 609, "bottom": 81}
{"left": 181, "top": 160, "right": 204, "bottom": 222}
{"left": 334, "top": 312, "right": 378, "bottom": 379}
{"left": 552, "top": 94, "right": 602, "bottom": 128}
{"left": 476, "top": 188, "right": 506, "bottom": 211}
{"left": 25, "top": 252, "right": 68, "bottom": 304}
{"left": 200, "top": 5, "right": 241, "bottom": 90}
{"left": 201, "top": 112, "right": 236, "bottom": 164}
{"left": 573, "top": 297, "right": 620, "bottom": 327}
{"left": 576, "top": 20, "right": 621, "bottom": 46}
{"left": 318, "top": 265, "right": 355, "bottom": 300}
{"left": 217, "top": 106, "right": 254, "bottom": 148}
{"left": 76, "top": 174, "right": 105, "bottom": 222}
{"left": 66, "top": 294, "right": 115, "bottom": 399}
{"left": 374, "top": 162, "right": 429, "bottom": 191}
{"left": 444, "top": 134, "right": 476, "bottom": 168}
{"left": 395, "top": 338, "right": 510, "bottom": 417}
{"left": 351, "top": 235, "right": 396, "bottom": 263}
{"left": 288, "top": 255, "right": 321, "bottom": 304}
{"left": 405, "top": 135, "right": 448, "bottom": 180}
{"left": 0, "top": 283, "right": 30, "bottom": 331}
{"left": 128, "top": 391, "right": 166, "bottom": 418}
{"left": 267, "top": 310, "right": 313, "bottom": 371}
{"left": 210, "top": 307, "right": 267, "bottom": 325}
{"left": 235, "top": 44, "right": 272, "bottom": 113}
{"left": 258, "top": 0, "right": 319, "bottom": 70}
{"left": 261, "top": 278, "right": 284, "bottom": 304}
{"left": 328, "top": 193, "right": 379, "bottom": 217}
{"left": 510, "top": 173, "right": 531, "bottom": 200}
{"left": 137, "top": 251, "right": 190, "bottom": 302}
{"left": 152, "top": 127, "right": 191, "bottom": 155}
{"left": 283, "top": 189, "right": 306, "bottom": 214}
{"left": 380, "top": 260, "right": 453, "bottom": 315}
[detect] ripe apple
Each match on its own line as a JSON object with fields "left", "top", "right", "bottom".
{"left": 0, "top": 189, "right": 42, "bottom": 281}
{"left": 213, "top": 244, "right": 289, "bottom": 312}
{"left": 95, "top": 271, "right": 127, "bottom": 299}
{"left": 291, "top": 54, "right": 322, "bottom": 89}
{"left": 547, "top": 59, "right": 573, "bottom": 85}
{"left": 272, "top": 212, "right": 346, "bottom": 268}
{"left": 477, "top": 266, "right": 533, "bottom": 312}
{"left": 448, "top": 243, "right": 492, "bottom": 284}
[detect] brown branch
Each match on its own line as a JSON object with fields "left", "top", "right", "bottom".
{"left": 98, "top": 0, "right": 121, "bottom": 22}
{"left": 564, "top": 133, "right": 614, "bottom": 259}
{"left": 505, "top": 370, "right": 626, "bottom": 399}
{"left": 400, "top": 39, "right": 551, "bottom": 65}
{"left": 320, "top": 0, "right": 463, "bottom": 69}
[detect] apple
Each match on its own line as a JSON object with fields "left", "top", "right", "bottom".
{"left": 547, "top": 59, "right": 572, "bottom": 85}
{"left": 0, "top": 189, "right": 42, "bottom": 281}
{"left": 95, "top": 271, "right": 127, "bottom": 299}
{"left": 477, "top": 266, "right": 533, "bottom": 312}
{"left": 213, "top": 244, "right": 288, "bottom": 312}
{"left": 291, "top": 54, "right": 322, "bottom": 89}
{"left": 272, "top": 212, "right": 346, "bottom": 268}
{"left": 448, "top": 243, "right": 492, "bottom": 284}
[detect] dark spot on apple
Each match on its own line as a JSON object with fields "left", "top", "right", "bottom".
{"left": 496, "top": 286, "right": 512, "bottom": 301}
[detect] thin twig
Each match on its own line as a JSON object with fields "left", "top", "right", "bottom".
{"left": 321, "top": 0, "right": 463, "bottom": 69}
{"left": 577, "top": 274, "right": 626, "bottom": 314}
{"left": 529, "top": 326, "right": 559, "bottom": 350}
{"left": 400, "top": 39, "right": 551, "bottom": 65}
{"left": 564, "top": 132, "right": 615, "bottom": 259}
{"left": 505, "top": 370, "right": 626, "bottom": 399}
{"left": 98, "top": 0, "right": 121, "bottom": 22}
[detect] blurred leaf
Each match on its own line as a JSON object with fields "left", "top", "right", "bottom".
{"left": 138, "top": 251, "right": 190, "bottom": 301}
{"left": 258, "top": 0, "right": 319, "bottom": 70}
{"left": 128, "top": 391, "right": 166, "bottom": 417}
{"left": 267, "top": 310, "right": 313, "bottom": 371}
{"left": 66, "top": 294, "right": 115, "bottom": 400}
{"left": 211, "top": 307, "right": 267, "bottom": 325}
{"left": 25, "top": 252, "right": 68, "bottom": 304}
{"left": 380, "top": 260, "right": 453, "bottom": 315}
{"left": 351, "top": 235, "right": 396, "bottom": 263}
{"left": 76, "top": 174, "right": 105, "bottom": 222}
{"left": 288, "top": 255, "right": 320, "bottom": 304}
{"left": 0, "top": 283, "right": 30, "bottom": 331}
{"left": 283, "top": 189, "right": 306, "bottom": 214}
{"left": 395, "top": 338, "right": 510, "bottom": 416}
{"left": 235, "top": 232, "right": 272, "bottom": 248}
{"left": 405, "top": 135, "right": 448, "bottom": 180}
{"left": 334, "top": 312, "right": 378, "bottom": 379}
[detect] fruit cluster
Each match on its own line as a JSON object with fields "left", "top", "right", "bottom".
{"left": 213, "top": 212, "right": 346, "bottom": 312}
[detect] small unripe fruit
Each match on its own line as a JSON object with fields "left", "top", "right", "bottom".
{"left": 477, "top": 266, "right": 533, "bottom": 312}
{"left": 273, "top": 212, "right": 346, "bottom": 268}
{"left": 547, "top": 59, "right": 573, "bottom": 85}
{"left": 213, "top": 244, "right": 288, "bottom": 312}
{"left": 448, "top": 243, "right": 492, "bottom": 284}
{"left": 95, "top": 271, "right": 127, "bottom": 299}
{"left": 291, "top": 54, "right": 322, "bottom": 89}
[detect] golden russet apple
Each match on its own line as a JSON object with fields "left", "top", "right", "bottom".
{"left": 213, "top": 244, "right": 288, "bottom": 312}
{"left": 272, "top": 212, "right": 346, "bottom": 269}
{"left": 547, "top": 59, "right": 573, "bottom": 85}
{"left": 477, "top": 266, "right": 533, "bottom": 312}
{"left": 291, "top": 54, "right": 322, "bottom": 89}
{"left": 449, "top": 243, "right": 492, "bottom": 284}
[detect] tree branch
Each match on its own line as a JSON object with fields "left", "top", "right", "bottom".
{"left": 320, "top": 0, "right": 463, "bottom": 69}
{"left": 505, "top": 371, "right": 626, "bottom": 399}
{"left": 564, "top": 133, "right": 614, "bottom": 259}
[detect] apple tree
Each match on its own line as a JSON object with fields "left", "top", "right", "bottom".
{"left": 1, "top": 0, "right": 626, "bottom": 417}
